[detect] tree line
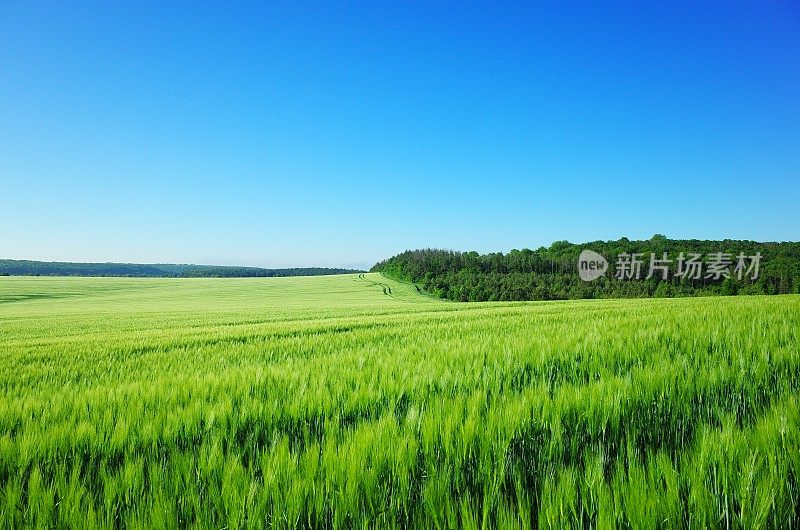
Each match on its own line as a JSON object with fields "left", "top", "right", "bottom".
{"left": 0, "top": 260, "right": 362, "bottom": 278}
{"left": 372, "top": 235, "right": 800, "bottom": 301}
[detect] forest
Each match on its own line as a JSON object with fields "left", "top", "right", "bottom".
{"left": 372, "top": 235, "right": 800, "bottom": 301}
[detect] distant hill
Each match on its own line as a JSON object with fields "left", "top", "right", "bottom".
{"left": 373, "top": 236, "right": 800, "bottom": 301}
{"left": 0, "top": 260, "right": 362, "bottom": 278}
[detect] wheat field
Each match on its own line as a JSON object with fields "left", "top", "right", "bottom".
{"left": 0, "top": 274, "right": 798, "bottom": 528}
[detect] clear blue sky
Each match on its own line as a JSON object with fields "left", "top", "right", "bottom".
{"left": 2, "top": 2, "right": 798, "bottom": 269}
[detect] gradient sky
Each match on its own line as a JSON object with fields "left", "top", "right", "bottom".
{"left": 2, "top": 2, "right": 798, "bottom": 269}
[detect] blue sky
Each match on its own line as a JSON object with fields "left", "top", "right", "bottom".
{"left": 2, "top": 2, "right": 798, "bottom": 269}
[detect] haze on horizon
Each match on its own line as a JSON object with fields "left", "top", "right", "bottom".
{"left": 2, "top": 2, "right": 798, "bottom": 269}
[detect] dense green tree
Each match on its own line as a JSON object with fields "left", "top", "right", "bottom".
{"left": 372, "top": 238, "right": 800, "bottom": 301}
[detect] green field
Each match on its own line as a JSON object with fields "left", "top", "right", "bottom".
{"left": 1, "top": 274, "right": 799, "bottom": 528}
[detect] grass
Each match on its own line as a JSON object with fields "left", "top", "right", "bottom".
{"left": 0, "top": 273, "right": 798, "bottom": 528}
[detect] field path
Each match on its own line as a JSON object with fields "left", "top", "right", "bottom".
{"left": 355, "top": 272, "right": 432, "bottom": 303}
